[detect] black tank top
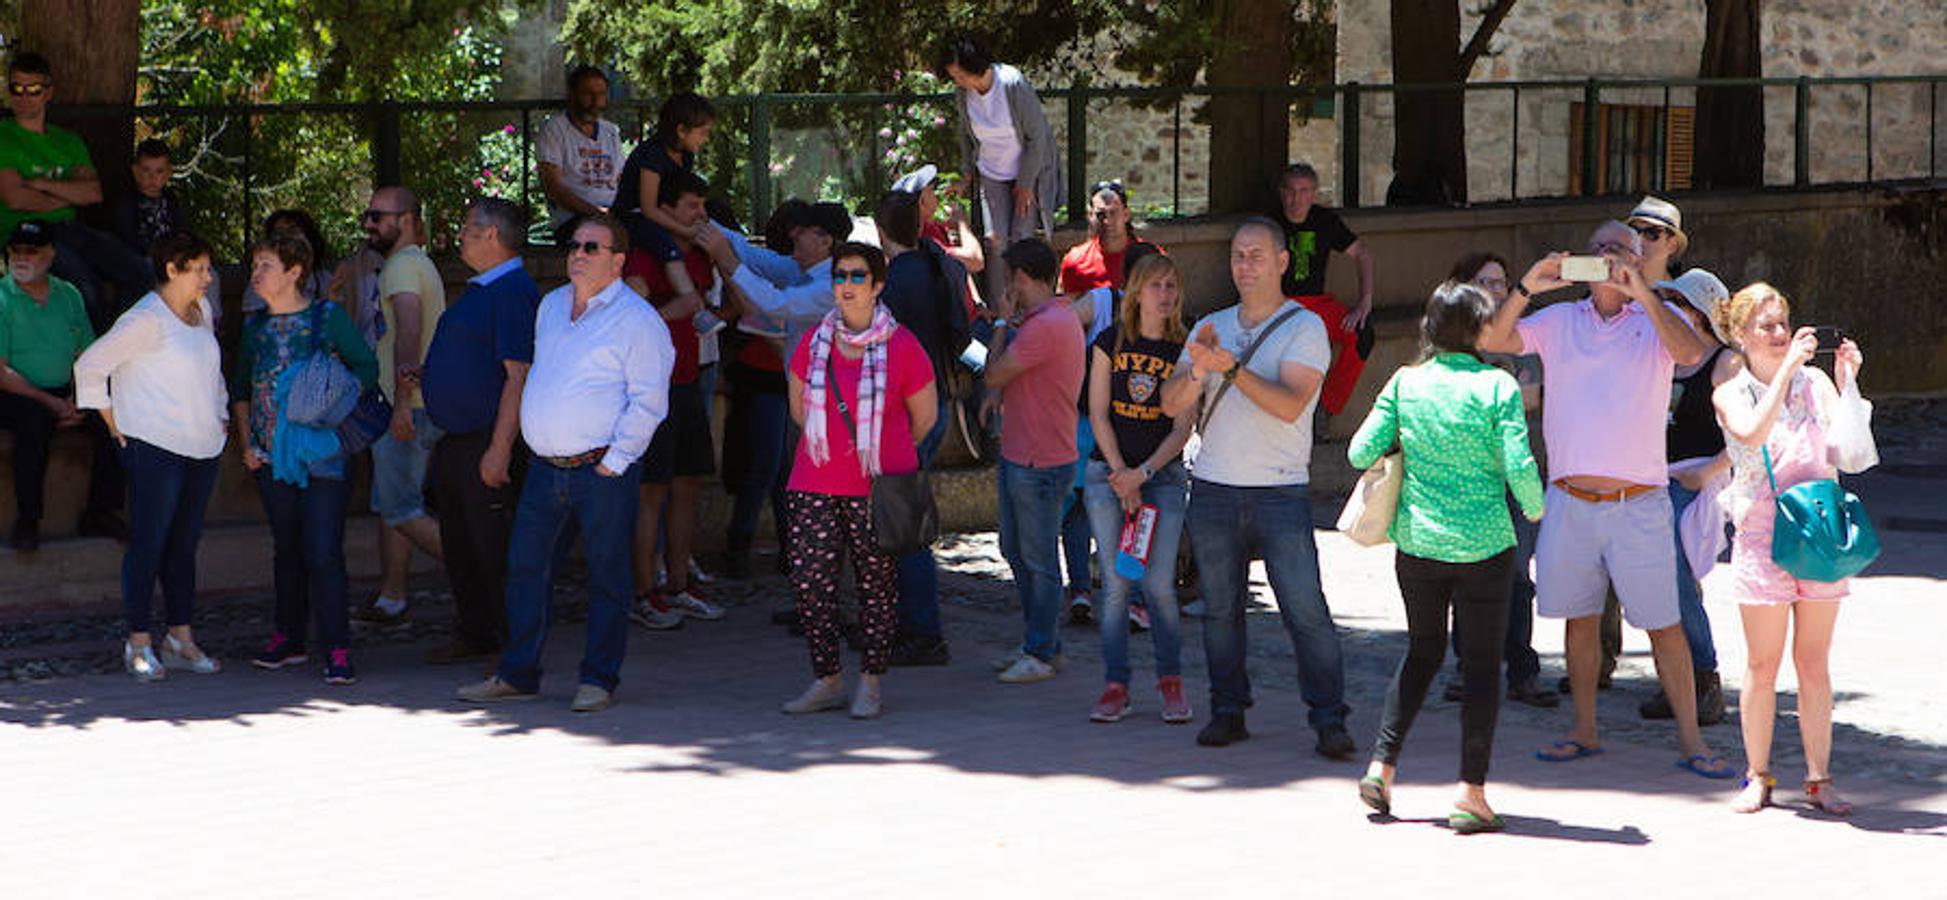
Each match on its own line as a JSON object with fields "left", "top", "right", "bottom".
{"left": 1667, "top": 345, "right": 1728, "bottom": 462}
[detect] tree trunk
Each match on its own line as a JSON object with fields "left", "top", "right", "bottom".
{"left": 1387, "top": 0, "right": 1467, "bottom": 205}
{"left": 1205, "top": 0, "right": 1295, "bottom": 214}
{"left": 1695, "top": 0, "right": 1764, "bottom": 189}
{"left": 20, "top": 0, "right": 143, "bottom": 218}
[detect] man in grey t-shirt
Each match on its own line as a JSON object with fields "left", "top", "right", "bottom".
{"left": 536, "top": 65, "right": 625, "bottom": 244}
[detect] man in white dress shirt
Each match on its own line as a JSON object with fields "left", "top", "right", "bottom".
{"left": 459, "top": 214, "right": 673, "bottom": 713}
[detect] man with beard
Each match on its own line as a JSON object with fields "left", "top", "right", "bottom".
{"left": 352, "top": 186, "right": 446, "bottom": 626}
{"left": 537, "top": 65, "right": 625, "bottom": 246}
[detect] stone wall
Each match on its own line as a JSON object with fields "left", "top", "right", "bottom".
{"left": 1335, "top": 0, "right": 1945, "bottom": 202}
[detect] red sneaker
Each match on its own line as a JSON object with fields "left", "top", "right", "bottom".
{"left": 1089, "top": 682, "right": 1131, "bottom": 723}
{"left": 1158, "top": 675, "right": 1193, "bottom": 724}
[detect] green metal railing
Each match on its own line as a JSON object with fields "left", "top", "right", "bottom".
{"left": 40, "top": 74, "right": 1946, "bottom": 258}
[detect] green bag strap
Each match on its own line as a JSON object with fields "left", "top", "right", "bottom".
{"left": 1761, "top": 444, "right": 1780, "bottom": 497}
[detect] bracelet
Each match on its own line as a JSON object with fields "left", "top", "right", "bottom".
{"left": 1514, "top": 282, "right": 1533, "bottom": 299}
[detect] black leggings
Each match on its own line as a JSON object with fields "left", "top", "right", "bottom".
{"left": 1372, "top": 549, "right": 1513, "bottom": 786}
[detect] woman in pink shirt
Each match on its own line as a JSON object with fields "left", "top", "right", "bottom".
{"left": 779, "top": 243, "right": 938, "bottom": 719}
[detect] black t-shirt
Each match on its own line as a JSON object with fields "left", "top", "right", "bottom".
{"left": 1275, "top": 205, "right": 1357, "bottom": 297}
{"left": 1668, "top": 345, "right": 1729, "bottom": 463}
{"left": 1089, "top": 326, "right": 1184, "bottom": 468}
{"left": 611, "top": 134, "right": 693, "bottom": 217}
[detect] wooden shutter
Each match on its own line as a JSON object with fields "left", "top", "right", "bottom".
{"left": 1664, "top": 106, "right": 1696, "bottom": 190}
{"left": 1569, "top": 102, "right": 1586, "bottom": 195}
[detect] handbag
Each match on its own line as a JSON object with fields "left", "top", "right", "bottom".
{"left": 1335, "top": 376, "right": 1403, "bottom": 546}
{"left": 828, "top": 351, "right": 940, "bottom": 556}
{"left": 302, "top": 300, "right": 394, "bottom": 455}
{"left": 1763, "top": 444, "right": 1880, "bottom": 582}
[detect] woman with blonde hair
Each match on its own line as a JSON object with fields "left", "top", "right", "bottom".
{"left": 1712, "top": 282, "right": 1873, "bottom": 816}
{"left": 1081, "top": 253, "right": 1196, "bottom": 724}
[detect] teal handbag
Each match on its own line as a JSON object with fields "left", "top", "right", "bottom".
{"left": 1763, "top": 445, "right": 1880, "bottom": 582}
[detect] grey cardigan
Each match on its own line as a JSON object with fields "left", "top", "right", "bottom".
{"left": 954, "top": 63, "right": 1064, "bottom": 225}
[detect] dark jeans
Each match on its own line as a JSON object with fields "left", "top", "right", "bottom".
{"left": 119, "top": 439, "right": 218, "bottom": 634}
{"left": 497, "top": 460, "right": 640, "bottom": 693}
{"left": 1058, "top": 419, "right": 1095, "bottom": 593}
{"left": 255, "top": 470, "right": 353, "bottom": 652}
{"left": 1451, "top": 495, "right": 1540, "bottom": 686}
{"left": 1668, "top": 479, "right": 1717, "bottom": 671}
{"left": 895, "top": 397, "right": 951, "bottom": 640}
{"left": 997, "top": 458, "right": 1075, "bottom": 662}
{"left": 431, "top": 430, "right": 524, "bottom": 652}
{"left": 0, "top": 386, "right": 123, "bottom": 526}
{"left": 725, "top": 385, "right": 790, "bottom": 553}
{"left": 48, "top": 220, "right": 153, "bottom": 332}
{"left": 1188, "top": 479, "right": 1348, "bottom": 729}
{"left": 1376, "top": 549, "right": 1513, "bottom": 786}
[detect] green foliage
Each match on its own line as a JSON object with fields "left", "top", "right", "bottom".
{"left": 136, "top": 0, "right": 527, "bottom": 259}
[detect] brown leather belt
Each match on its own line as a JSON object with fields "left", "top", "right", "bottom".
{"left": 539, "top": 446, "right": 608, "bottom": 469}
{"left": 1552, "top": 479, "right": 1661, "bottom": 503}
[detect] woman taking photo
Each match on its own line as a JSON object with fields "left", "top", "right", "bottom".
{"left": 74, "top": 231, "right": 228, "bottom": 681}
{"left": 1080, "top": 253, "right": 1193, "bottom": 724}
{"left": 779, "top": 242, "right": 937, "bottom": 719}
{"left": 229, "top": 233, "right": 378, "bottom": 686}
{"left": 1712, "top": 283, "right": 1871, "bottom": 816}
{"left": 1348, "top": 281, "right": 1544, "bottom": 833}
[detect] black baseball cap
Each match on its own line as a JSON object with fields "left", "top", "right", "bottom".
{"left": 6, "top": 220, "right": 54, "bottom": 248}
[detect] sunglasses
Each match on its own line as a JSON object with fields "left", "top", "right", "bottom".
{"left": 568, "top": 240, "right": 617, "bottom": 255}
{"left": 8, "top": 82, "right": 50, "bottom": 97}
{"left": 1632, "top": 224, "right": 1671, "bottom": 242}
{"left": 832, "top": 268, "right": 872, "bottom": 284}
{"left": 1090, "top": 179, "right": 1127, "bottom": 202}
{"left": 362, "top": 208, "right": 407, "bottom": 223}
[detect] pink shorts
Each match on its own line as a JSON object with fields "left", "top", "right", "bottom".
{"left": 1727, "top": 522, "right": 1849, "bottom": 606}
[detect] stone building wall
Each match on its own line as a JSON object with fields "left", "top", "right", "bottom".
{"left": 1335, "top": 0, "right": 1945, "bottom": 204}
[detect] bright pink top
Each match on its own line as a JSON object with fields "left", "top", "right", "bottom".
{"left": 998, "top": 299, "right": 1086, "bottom": 467}
{"left": 1517, "top": 298, "right": 1676, "bottom": 487}
{"left": 786, "top": 326, "right": 933, "bottom": 497}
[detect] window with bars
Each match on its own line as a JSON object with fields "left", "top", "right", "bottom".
{"left": 1569, "top": 102, "right": 1695, "bottom": 195}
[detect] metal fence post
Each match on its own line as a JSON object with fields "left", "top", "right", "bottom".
{"left": 1067, "top": 80, "right": 1089, "bottom": 225}
{"left": 750, "top": 96, "right": 773, "bottom": 228}
{"left": 1580, "top": 79, "right": 1600, "bottom": 195}
{"left": 1340, "top": 83, "right": 1360, "bottom": 208}
{"left": 1795, "top": 76, "right": 1811, "bottom": 187}
{"left": 373, "top": 101, "right": 402, "bottom": 187}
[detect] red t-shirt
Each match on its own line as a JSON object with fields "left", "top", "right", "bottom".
{"left": 625, "top": 245, "right": 716, "bottom": 384}
{"left": 998, "top": 299, "right": 1085, "bottom": 467}
{"left": 1060, "top": 238, "right": 1122, "bottom": 294}
{"left": 921, "top": 220, "right": 952, "bottom": 250}
{"left": 786, "top": 327, "right": 934, "bottom": 497}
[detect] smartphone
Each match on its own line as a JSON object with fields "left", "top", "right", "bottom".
{"left": 1813, "top": 325, "right": 1844, "bottom": 354}
{"left": 1560, "top": 255, "right": 1610, "bottom": 283}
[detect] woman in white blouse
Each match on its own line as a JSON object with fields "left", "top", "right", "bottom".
{"left": 73, "top": 231, "right": 230, "bottom": 682}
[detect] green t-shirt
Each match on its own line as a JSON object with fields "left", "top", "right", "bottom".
{"left": 0, "top": 119, "right": 94, "bottom": 239}
{"left": 0, "top": 274, "right": 94, "bottom": 389}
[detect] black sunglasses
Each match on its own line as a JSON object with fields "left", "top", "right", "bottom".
{"left": 1632, "top": 224, "right": 1671, "bottom": 242}
{"left": 1090, "top": 179, "right": 1127, "bottom": 203}
{"left": 363, "top": 208, "right": 408, "bottom": 223}
{"left": 8, "top": 82, "right": 50, "bottom": 97}
{"left": 832, "top": 268, "right": 871, "bottom": 284}
{"left": 569, "top": 240, "right": 616, "bottom": 255}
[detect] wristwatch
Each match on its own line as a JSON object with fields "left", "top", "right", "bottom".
{"left": 1222, "top": 360, "right": 1241, "bottom": 383}
{"left": 1138, "top": 463, "right": 1154, "bottom": 479}
{"left": 1514, "top": 281, "right": 1533, "bottom": 299}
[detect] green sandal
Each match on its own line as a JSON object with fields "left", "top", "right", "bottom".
{"left": 1449, "top": 809, "right": 1506, "bottom": 834}
{"left": 1358, "top": 775, "right": 1391, "bottom": 816}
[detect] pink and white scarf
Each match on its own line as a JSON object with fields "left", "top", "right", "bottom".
{"left": 804, "top": 304, "right": 900, "bottom": 477}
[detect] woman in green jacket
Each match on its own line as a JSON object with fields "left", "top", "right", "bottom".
{"left": 1348, "top": 281, "right": 1544, "bottom": 833}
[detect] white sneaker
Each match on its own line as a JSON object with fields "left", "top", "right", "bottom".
{"left": 782, "top": 678, "right": 847, "bottom": 714}
{"left": 630, "top": 594, "right": 686, "bottom": 631}
{"left": 667, "top": 589, "right": 726, "bottom": 621}
{"left": 160, "top": 635, "right": 221, "bottom": 674}
{"left": 570, "top": 683, "right": 614, "bottom": 713}
{"left": 123, "top": 641, "right": 166, "bottom": 683}
{"left": 997, "top": 655, "right": 1058, "bottom": 684}
{"left": 688, "top": 558, "right": 715, "bottom": 585}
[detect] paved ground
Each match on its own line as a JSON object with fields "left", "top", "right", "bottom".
{"left": 3, "top": 400, "right": 1945, "bottom": 897}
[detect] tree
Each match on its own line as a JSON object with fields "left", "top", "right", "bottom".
{"left": 1384, "top": 0, "right": 1516, "bottom": 205}
{"left": 18, "top": 0, "right": 141, "bottom": 202}
{"left": 1694, "top": 0, "right": 1763, "bottom": 189}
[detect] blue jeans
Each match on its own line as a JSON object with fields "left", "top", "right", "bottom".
{"left": 998, "top": 458, "right": 1075, "bottom": 662}
{"left": 1059, "top": 420, "right": 1096, "bottom": 594}
{"left": 120, "top": 439, "right": 219, "bottom": 634}
{"left": 1451, "top": 493, "right": 1541, "bottom": 685}
{"left": 896, "top": 397, "right": 952, "bottom": 639}
{"left": 1668, "top": 479, "right": 1717, "bottom": 670}
{"left": 255, "top": 470, "right": 353, "bottom": 651}
{"left": 497, "top": 461, "right": 641, "bottom": 693}
{"left": 726, "top": 388, "right": 790, "bottom": 550}
{"left": 1083, "top": 459, "right": 1188, "bottom": 684}
{"left": 1188, "top": 479, "right": 1349, "bottom": 729}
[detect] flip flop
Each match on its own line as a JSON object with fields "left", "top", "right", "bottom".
{"left": 1358, "top": 775, "right": 1391, "bottom": 816}
{"left": 1534, "top": 739, "right": 1604, "bottom": 762}
{"left": 1449, "top": 810, "right": 1507, "bottom": 834}
{"left": 1676, "top": 754, "right": 1739, "bottom": 780}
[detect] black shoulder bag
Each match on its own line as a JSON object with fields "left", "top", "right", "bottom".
{"left": 828, "top": 350, "right": 939, "bottom": 556}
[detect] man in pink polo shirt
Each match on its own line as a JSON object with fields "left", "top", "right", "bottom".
{"left": 1481, "top": 221, "right": 1734, "bottom": 779}
{"left": 981, "top": 238, "right": 1086, "bottom": 684}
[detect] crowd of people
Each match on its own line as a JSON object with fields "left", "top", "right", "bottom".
{"left": 2, "top": 36, "right": 1878, "bottom": 824}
